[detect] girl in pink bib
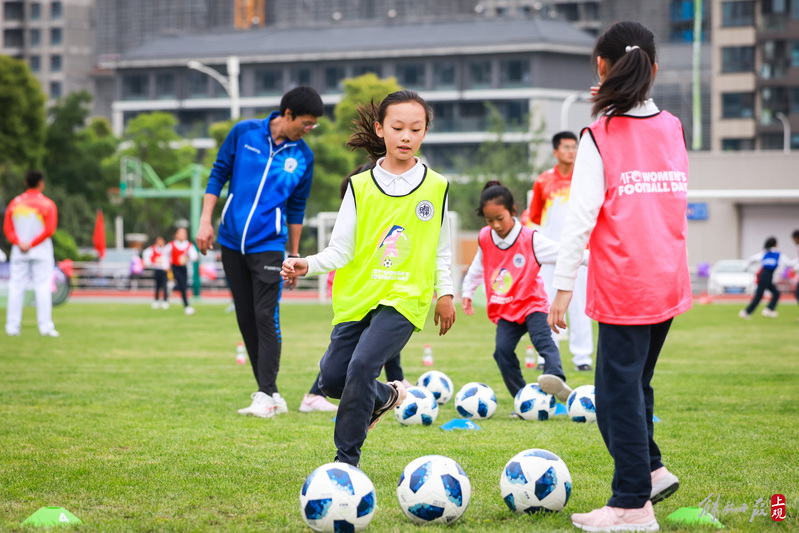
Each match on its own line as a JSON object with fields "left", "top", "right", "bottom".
{"left": 549, "top": 21, "right": 690, "bottom": 532}
{"left": 462, "top": 181, "right": 587, "bottom": 408}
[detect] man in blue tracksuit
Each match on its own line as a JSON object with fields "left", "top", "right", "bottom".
{"left": 196, "top": 86, "right": 324, "bottom": 418}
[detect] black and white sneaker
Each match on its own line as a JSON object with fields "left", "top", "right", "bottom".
{"left": 368, "top": 380, "right": 406, "bottom": 430}
{"left": 575, "top": 364, "right": 592, "bottom": 372}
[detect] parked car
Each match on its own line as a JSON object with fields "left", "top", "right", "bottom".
{"left": 708, "top": 259, "right": 756, "bottom": 295}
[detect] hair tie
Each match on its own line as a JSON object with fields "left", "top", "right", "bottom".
{"left": 625, "top": 45, "right": 640, "bottom": 53}
{"left": 486, "top": 180, "right": 501, "bottom": 187}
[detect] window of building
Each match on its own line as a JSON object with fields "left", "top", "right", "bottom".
{"left": 460, "top": 101, "right": 487, "bottom": 130}
{"left": 255, "top": 68, "right": 282, "bottom": 95}
{"left": 50, "top": 27, "right": 62, "bottom": 46}
{"left": 760, "top": 86, "right": 789, "bottom": 124}
{"left": 3, "top": 2, "right": 24, "bottom": 21}
{"left": 123, "top": 73, "right": 150, "bottom": 100}
{"left": 51, "top": 1, "right": 62, "bottom": 19}
{"left": 721, "top": 138, "right": 756, "bottom": 150}
{"left": 500, "top": 59, "right": 530, "bottom": 87}
{"left": 467, "top": 60, "right": 492, "bottom": 89}
{"left": 29, "top": 55, "right": 41, "bottom": 72}
{"left": 30, "top": 2, "right": 41, "bottom": 20}
{"left": 433, "top": 62, "right": 456, "bottom": 90}
{"left": 288, "top": 68, "right": 311, "bottom": 89}
{"left": 721, "top": 46, "right": 754, "bottom": 72}
{"left": 155, "top": 73, "right": 175, "bottom": 99}
{"left": 791, "top": 41, "right": 799, "bottom": 67}
{"left": 431, "top": 102, "right": 455, "bottom": 131}
{"left": 761, "top": 40, "right": 790, "bottom": 79}
{"left": 760, "top": 133, "right": 786, "bottom": 150}
{"left": 721, "top": 1, "right": 754, "bottom": 26}
{"left": 50, "top": 54, "right": 62, "bottom": 72}
{"left": 721, "top": 92, "right": 755, "bottom": 118}
{"left": 353, "top": 64, "right": 382, "bottom": 77}
{"left": 50, "top": 81, "right": 61, "bottom": 99}
{"left": 187, "top": 70, "right": 208, "bottom": 98}
{"left": 792, "top": 88, "right": 799, "bottom": 114}
{"left": 792, "top": 0, "right": 799, "bottom": 18}
{"left": 498, "top": 100, "right": 529, "bottom": 130}
{"left": 30, "top": 29, "right": 41, "bottom": 47}
{"left": 323, "top": 66, "right": 345, "bottom": 93}
{"left": 395, "top": 63, "right": 426, "bottom": 89}
{"left": 3, "top": 29, "right": 24, "bottom": 48}
{"left": 669, "top": 0, "right": 709, "bottom": 42}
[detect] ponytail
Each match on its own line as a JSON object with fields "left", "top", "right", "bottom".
{"left": 346, "top": 90, "right": 433, "bottom": 162}
{"left": 591, "top": 21, "right": 657, "bottom": 123}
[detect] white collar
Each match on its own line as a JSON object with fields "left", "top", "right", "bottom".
{"left": 491, "top": 218, "right": 522, "bottom": 249}
{"left": 621, "top": 98, "right": 660, "bottom": 117}
{"left": 373, "top": 157, "right": 424, "bottom": 182}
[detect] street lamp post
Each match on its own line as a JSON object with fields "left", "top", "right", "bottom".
{"left": 560, "top": 92, "right": 591, "bottom": 131}
{"left": 187, "top": 56, "right": 240, "bottom": 120}
{"left": 775, "top": 112, "right": 790, "bottom": 153}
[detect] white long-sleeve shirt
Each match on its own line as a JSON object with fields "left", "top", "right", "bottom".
{"left": 306, "top": 157, "right": 454, "bottom": 297}
{"left": 553, "top": 99, "right": 660, "bottom": 291}
{"left": 461, "top": 218, "right": 587, "bottom": 299}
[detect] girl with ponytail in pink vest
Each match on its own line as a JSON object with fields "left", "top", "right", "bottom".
{"left": 462, "top": 181, "right": 588, "bottom": 409}
{"left": 548, "top": 21, "right": 691, "bottom": 532}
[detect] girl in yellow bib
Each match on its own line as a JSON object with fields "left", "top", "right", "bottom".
{"left": 281, "top": 90, "right": 456, "bottom": 467}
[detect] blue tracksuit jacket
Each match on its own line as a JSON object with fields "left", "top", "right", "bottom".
{"left": 206, "top": 111, "right": 314, "bottom": 254}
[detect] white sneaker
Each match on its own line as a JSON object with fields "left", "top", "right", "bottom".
{"left": 6, "top": 329, "right": 21, "bottom": 337}
{"left": 184, "top": 306, "right": 195, "bottom": 316}
{"left": 41, "top": 329, "right": 60, "bottom": 338}
{"left": 538, "top": 374, "right": 573, "bottom": 402}
{"left": 738, "top": 309, "right": 751, "bottom": 320}
{"left": 272, "top": 392, "right": 288, "bottom": 415}
{"left": 650, "top": 466, "right": 679, "bottom": 504}
{"left": 237, "top": 392, "right": 274, "bottom": 418}
{"left": 151, "top": 301, "right": 160, "bottom": 309}
{"left": 761, "top": 308, "right": 778, "bottom": 318}
{"left": 161, "top": 301, "right": 170, "bottom": 310}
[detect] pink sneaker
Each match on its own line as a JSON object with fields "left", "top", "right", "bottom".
{"left": 650, "top": 467, "right": 679, "bottom": 504}
{"left": 571, "top": 501, "right": 659, "bottom": 532}
{"left": 299, "top": 393, "right": 338, "bottom": 413}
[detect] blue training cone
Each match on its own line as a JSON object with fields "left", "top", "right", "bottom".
{"left": 439, "top": 418, "right": 481, "bottom": 431}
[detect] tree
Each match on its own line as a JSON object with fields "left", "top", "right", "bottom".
{"left": 44, "top": 92, "right": 119, "bottom": 206}
{"left": 333, "top": 73, "right": 402, "bottom": 136}
{"left": 112, "top": 112, "right": 199, "bottom": 238}
{"left": 0, "top": 56, "right": 46, "bottom": 171}
{"left": 448, "top": 104, "right": 547, "bottom": 231}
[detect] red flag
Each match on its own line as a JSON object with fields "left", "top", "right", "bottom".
{"left": 93, "top": 209, "right": 106, "bottom": 259}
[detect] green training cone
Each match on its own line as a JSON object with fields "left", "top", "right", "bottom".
{"left": 22, "top": 506, "right": 82, "bottom": 527}
{"left": 666, "top": 506, "right": 724, "bottom": 528}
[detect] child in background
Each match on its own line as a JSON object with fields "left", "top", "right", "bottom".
{"left": 164, "top": 227, "right": 198, "bottom": 315}
{"left": 793, "top": 230, "right": 799, "bottom": 319}
{"left": 739, "top": 236, "right": 792, "bottom": 319}
{"left": 462, "top": 181, "right": 587, "bottom": 408}
{"left": 282, "top": 90, "right": 456, "bottom": 467}
{"left": 143, "top": 236, "right": 169, "bottom": 309}
{"left": 548, "top": 21, "right": 690, "bottom": 531}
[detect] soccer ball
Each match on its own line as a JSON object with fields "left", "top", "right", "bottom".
{"left": 454, "top": 382, "right": 497, "bottom": 419}
{"left": 395, "top": 386, "right": 439, "bottom": 426}
{"left": 514, "top": 384, "right": 556, "bottom": 421}
{"left": 567, "top": 385, "right": 597, "bottom": 423}
{"left": 299, "top": 462, "right": 376, "bottom": 532}
{"left": 396, "top": 455, "right": 471, "bottom": 525}
{"left": 381, "top": 257, "right": 392, "bottom": 268}
{"left": 500, "top": 449, "right": 572, "bottom": 514}
{"left": 416, "top": 370, "right": 454, "bottom": 404}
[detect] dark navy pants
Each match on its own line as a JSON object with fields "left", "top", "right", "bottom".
{"left": 309, "top": 353, "right": 404, "bottom": 395}
{"left": 494, "top": 312, "right": 564, "bottom": 398}
{"left": 222, "top": 247, "right": 283, "bottom": 396}
{"left": 172, "top": 265, "right": 189, "bottom": 306}
{"left": 745, "top": 269, "right": 779, "bottom": 314}
{"left": 596, "top": 319, "right": 671, "bottom": 509}
{"left": 153, "top": 269, "right": 168, "bottom": 301}
{"left": 318, "top": 306, "right": 415, "bottom": 466}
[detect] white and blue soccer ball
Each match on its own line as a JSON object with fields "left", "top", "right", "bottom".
{"left": 567, "top": 385, "right": 597, "bottom": 423}
{"left": 299, "top": 462, "right": 377, "bottom": 532}
{"left": 500, "top": 449, "right": 572, "bottom": 514}
{"left": 454, "top": 382, "right": 497, "bottom": 419}
{"left": 396, "top": 455, "right": 471, "bottom": 525}
{"left": 514, "top": 384, "right": 556, "bottom": 421}
{"left": 395, "top": 386, "right": 439, "bottom": 426}
{"left": 416, "top": 370, "right": 454, "bottom": 404}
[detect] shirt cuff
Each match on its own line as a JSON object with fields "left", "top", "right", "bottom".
{"left": 552, "top": 274, "right": 576, "bottom": 292}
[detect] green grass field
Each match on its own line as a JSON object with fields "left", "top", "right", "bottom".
{"left": 1, "top": 301, "right": 797, "bottom": 532}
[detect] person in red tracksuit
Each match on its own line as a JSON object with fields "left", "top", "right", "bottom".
{"left": 549, "top": 21, "right": 691, "bottom": 532}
